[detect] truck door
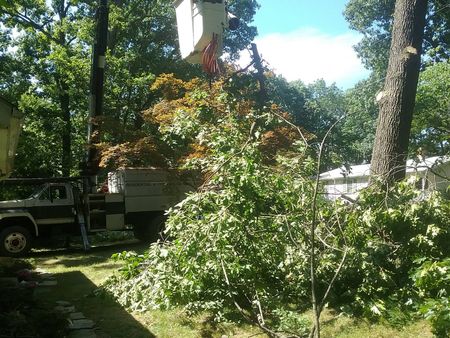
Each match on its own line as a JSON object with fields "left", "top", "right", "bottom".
{"left": 33, "top": 184, "right": 75, "bottom": 226}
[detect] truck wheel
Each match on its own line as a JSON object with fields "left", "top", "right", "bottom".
{"left": 0, "top": 226, "right": 32, "bottom": 257}
{"left": 133, "top": 214, "right": 167, "bottom": 243}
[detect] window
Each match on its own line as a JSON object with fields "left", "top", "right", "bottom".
{"left": 50, "top": 186, "right": 67, "bottom": 200}
{"left": 414, "top": 177, "right": 429, "bottom": 191}
{"left": 39, "top": 187, "right": 50, "bottom": 200}
{"left": 346, "top": 178, "right": 357, "bottom": 193}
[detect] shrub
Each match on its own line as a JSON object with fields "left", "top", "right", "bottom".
{"left": 412, "top": 258, "right": 450, "bottom": 337}
{"left": 333, "top": 181, "right": 450, "bottom": 323}
{"left": 102, "top": 76, "right": 450, "bottom": 335}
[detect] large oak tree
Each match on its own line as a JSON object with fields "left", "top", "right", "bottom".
{"left": 370, "top": 0, "right": 428, "bottom": 181}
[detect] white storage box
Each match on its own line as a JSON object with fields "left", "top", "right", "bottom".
{"left": 175, "top": 0, "right": 227, "bottom": 63}
{"left": 0, "top": 97, "right": 22, "bottom": 179}
{"left": 108, "top": 168, "right": 193, "bottom": 196}
{"left": 108, "top": 168, "right": 196, "bottom": 212}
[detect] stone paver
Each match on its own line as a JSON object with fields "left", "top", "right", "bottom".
{"left": 2, "top": 266, "right": 103, "bottom": 338}
{"left": 54, "top": 305, "right": 76, "bottom": 313}
{"left": 69, "top": 312, "right": 86, "bottom": 320}
{"left": 69, "top": 319, "right": 95, "bottom": 330}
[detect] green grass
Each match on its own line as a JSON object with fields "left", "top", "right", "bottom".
{"left": 29, "top": 242, "right": 153, "bottom": 337}
{"left": 320, "top": 311, "right": 433, "bottom": 338}
{"left": 24, "top": 242, "right": 434, "bottom": 338}
{"left": 28, "top": 242, "right": 263, "bottom": 338}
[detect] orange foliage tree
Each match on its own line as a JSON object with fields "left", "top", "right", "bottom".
{"left": 98, "top": 72, "right": 312, "bottom": 171}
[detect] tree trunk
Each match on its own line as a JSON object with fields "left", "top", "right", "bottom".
{"left": 370, "top": 0, "right": 428, "bottom": 182}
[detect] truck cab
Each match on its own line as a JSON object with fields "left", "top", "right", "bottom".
{"left": 25, "top": 182, "right": 77, "bottom": 227}
{"left": 0, "top": 182, "right": 78, "bottom": 256}
{"left": 0, "top": 168, "right": 196, "bottom": 256}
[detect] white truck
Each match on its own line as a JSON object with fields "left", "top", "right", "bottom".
{"left": 0, "top": 5, "right": 202, "bottom": 257}
{"left": 0, "top": 168, "right": 194, "bottom": 256}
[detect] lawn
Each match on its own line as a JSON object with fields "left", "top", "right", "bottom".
{"left": 28, "top": 241, "right": 263, "bottom": 338}
{"left": 25, "top": 241, "right": 433, "bottom": 338}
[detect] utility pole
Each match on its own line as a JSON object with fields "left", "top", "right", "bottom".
{"left": 79, "top": 0, "right": 108, "bottom": 251}
{"left": 83, "top": 0, "right": 109, "bottom": 191}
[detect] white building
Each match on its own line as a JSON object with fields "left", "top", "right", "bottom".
{"left": 320, "top": 156, "right": 450, "bottom": 201}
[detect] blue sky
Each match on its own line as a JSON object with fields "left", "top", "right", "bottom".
{"left": 239, "top": 0, "right": 371, "bottom": 89}
{"left": 254, "top": 0, "right": 351, "bottom": 36}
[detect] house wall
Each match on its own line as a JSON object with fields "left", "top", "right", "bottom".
{"left": 322, "top": 161, "right": 450, "bottom": 200}
{"left": 425, "top": 162, "right": 450, "bottom": 191}
{"left": 323, "top": 177, "right": 369, "bottom": 201}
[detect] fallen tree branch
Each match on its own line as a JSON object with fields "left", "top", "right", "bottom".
{"left": 220, "top": 259, "right": 283, "bottom": 338}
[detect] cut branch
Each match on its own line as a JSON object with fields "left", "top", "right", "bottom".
{"left": 309, "top": 116, "right": 345, "bottom": 338}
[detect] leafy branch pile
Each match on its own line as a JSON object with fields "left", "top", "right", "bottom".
{"left": 102, "top": 76, "right": 450, "bottom": 336}
{"left": 335, "top": 182, "right": 449, "bottom": 328}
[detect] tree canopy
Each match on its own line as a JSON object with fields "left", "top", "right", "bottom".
{"left": 0, "top": 0, "right": 259, "bottom": 177}
{"left": 411, "top": 61, "right": 450, "bottom": 155}
{"left": 344, "top": 0, "right": 450, "bottom": 75}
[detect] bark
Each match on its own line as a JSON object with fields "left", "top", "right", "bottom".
{"left": 371, "top": 0, "right": 428, "bottom": 182}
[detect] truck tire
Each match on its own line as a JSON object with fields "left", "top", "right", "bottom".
{"left": 133, "top": 214, "right": 167, "bottom": 243}
{"left": 0, "top": 225, "right": 32, "bottom": 257}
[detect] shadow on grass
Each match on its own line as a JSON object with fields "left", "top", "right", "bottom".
{"left": 29, "top": 240, "right": 148, "bottom": 260}
{"left": 35, "top": 270, "right": 155, "bottom": 338}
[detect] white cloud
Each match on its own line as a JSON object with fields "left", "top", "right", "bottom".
{"left": 238, "top": 28, "right": 370, "bottom": 89}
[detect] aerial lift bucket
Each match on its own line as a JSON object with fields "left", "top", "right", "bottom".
{"left": 175, "top": 0, "right": 229, "bottom": 64}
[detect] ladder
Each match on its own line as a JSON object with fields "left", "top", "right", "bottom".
{"left": 73, "top": 187, "right": 91, "bottom": 251}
